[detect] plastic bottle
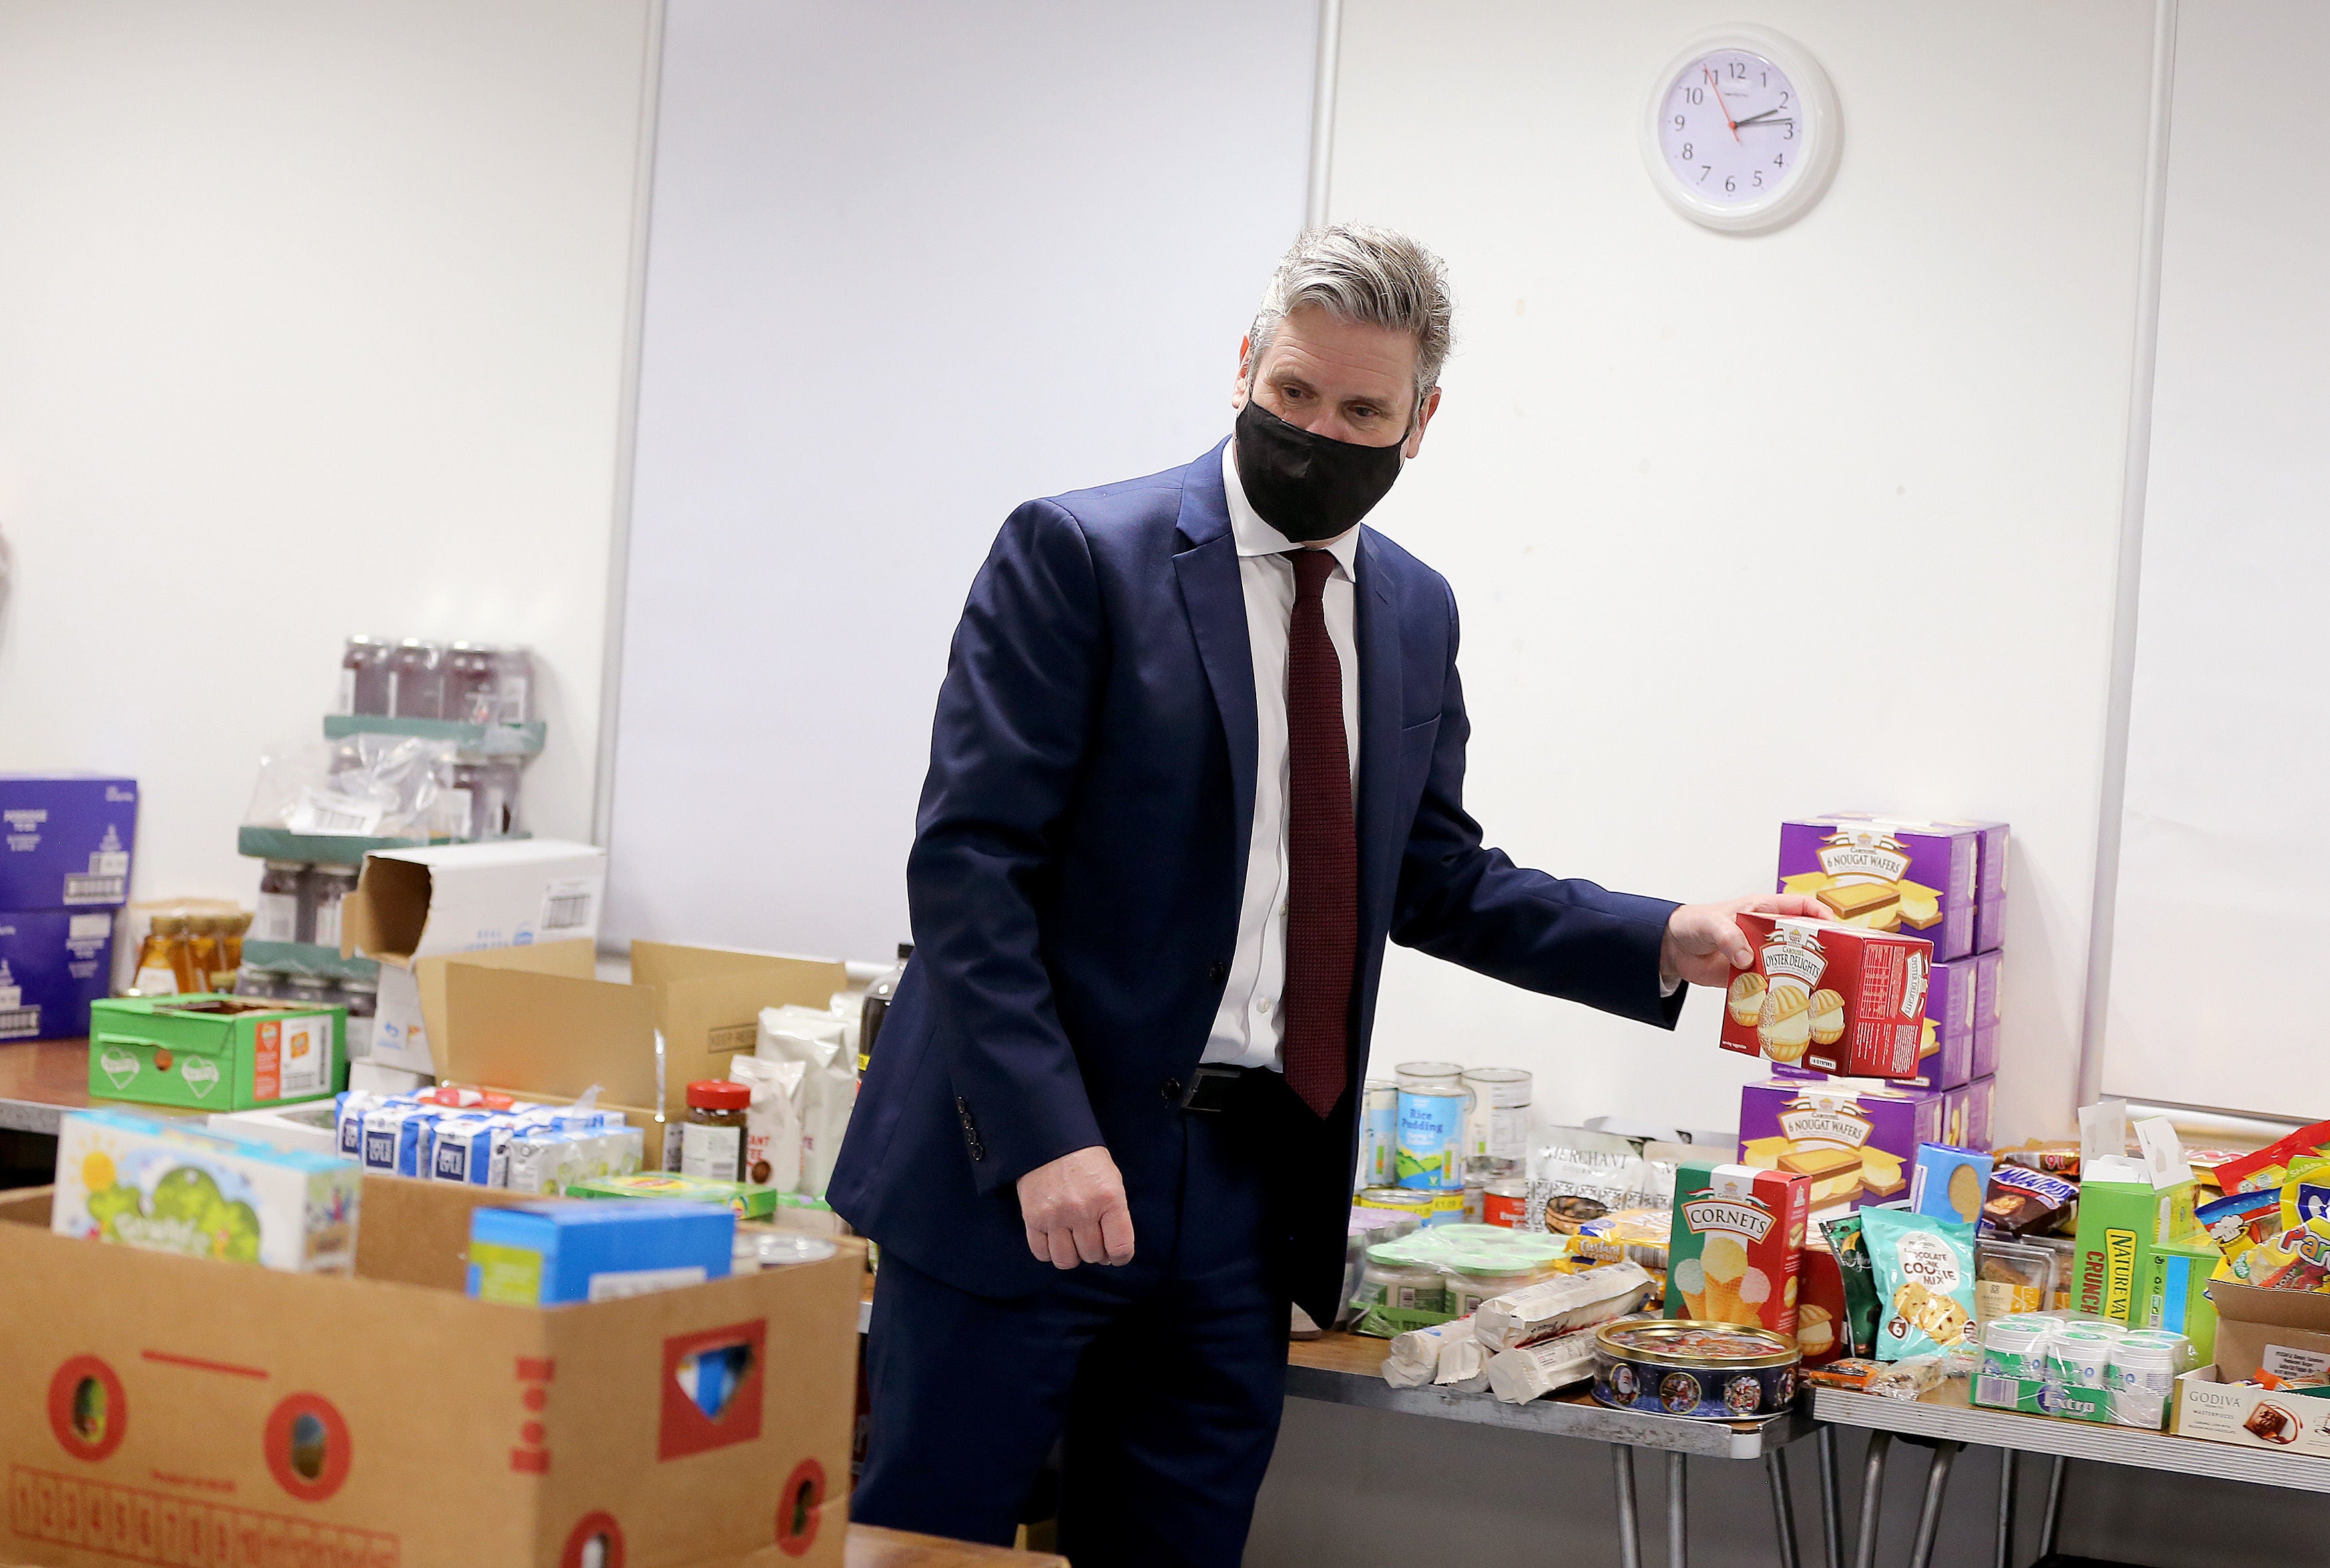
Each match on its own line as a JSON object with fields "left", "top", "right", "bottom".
{"left": 131, "top": 914, "right": 199, "bottom": 996}
{"left": 858, "top": 942, "right": 914, "bottom": 1074}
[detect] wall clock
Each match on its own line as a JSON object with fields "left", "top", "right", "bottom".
{"left": 1641, "top": 27, "right": 1841, "bottom": 234}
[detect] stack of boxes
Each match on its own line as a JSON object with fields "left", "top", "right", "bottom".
{"left": 0, "top": 774, "right": 138, "bottom": 1042}
{"left": 1737, "top": 814, "right": 2008, "bottom": 1215}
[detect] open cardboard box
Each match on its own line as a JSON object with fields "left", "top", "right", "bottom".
{"left": 2170, "top": 1280, "right": 2330, "bottom": 1455}
{"left": 0, "top": 1176, "right": 859, "bottom": 1567}
{"left": 423, "top": 940, "right": 847, "bottom": 1169}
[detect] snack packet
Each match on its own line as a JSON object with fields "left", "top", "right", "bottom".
{"left": 1572, "top": 1207, "right": 1671, "bottom": 1271}
{"left": 1527, "top": 1127, "right": 1650, "bottom": 1233}
{"left": 1821, "top": 1213, "right": 1881, "bottom": 1358}
{"left": 2199, "top": 1186, "right": 2285, "bottom": 1271}
{"left": 1980, "top": 1165, "right": 2078, "bottom": 1238}
{"left": 1803, "top": 1357, "right": 1887, "bottom": 1391}
{"left": 1862, "top": 1207, "right": 1979, "bottom": 1360}
{"left": 2216, "top": 1119, "right": 2330, "bottom": 1195}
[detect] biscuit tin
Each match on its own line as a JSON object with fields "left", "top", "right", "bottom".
{"left": 1593, "top": 1319, "right": 1799, "bottom": 1420}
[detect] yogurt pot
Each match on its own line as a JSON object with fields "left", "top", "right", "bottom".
{"left": 1446, "top": 1261, "right": 1544, "bottom": 1318}
{"left": 1593, "top": 1318, "right": 1799, "bottom": 1420}
{"left": 1357, "top": 1251, "right": 1447, "bottom": 1315}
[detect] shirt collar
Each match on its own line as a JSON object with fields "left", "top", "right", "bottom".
{"left": 1222, "top": 439, "right": 1362, "bottom": 578}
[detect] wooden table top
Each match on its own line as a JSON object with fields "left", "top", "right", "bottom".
{"left": 848, "top": 1523, "right": 1064, "bottom": 1568}
{"left": 0, "top": 1038, "right": 97, "bottom": 1131}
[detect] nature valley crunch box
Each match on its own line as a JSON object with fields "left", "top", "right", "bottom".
{"left": 1666, "top": 1161, "right": 1811, "bottom": 1336}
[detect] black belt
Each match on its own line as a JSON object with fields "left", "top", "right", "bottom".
{"left": 1177, "top": 1064, "right": 1258, "bottom": 1113}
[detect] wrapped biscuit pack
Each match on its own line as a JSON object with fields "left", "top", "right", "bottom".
{"left": 1473, "top": 1260, "right": 1658, "bottom": 1353}
{"left": 1486, "top": 1314, "right": 1652, "bottom": 1404}
{"left": 1718, "top": 914, "right": 1931, "bottom": 1079}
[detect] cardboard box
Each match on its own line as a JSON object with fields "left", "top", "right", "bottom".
{"left": 340, "top": 839, "right": 609, "bottom": 1075}
{"left": 1738, "top": 1078, "right": 1948, "bottom": 1212}
{"left": 1718, "top": 914, "right": 1931, "bottom": 1078}
{"left": 2070, "top": 1177, "right": 2196, "bottom": 1324}
{"left": 0, "top": 1177, "right": 857, "bottom": 1567}
{"left": 2176, "top": 1366, "right": 2330, "bottom": 1454}
{"left": 415, "top": 940, "right": 847, "bottom": 1169}
{"left": 1939, "top": 819, "right": 2010, "bottom": 954}
{"left": 208, "top": 1101, "right": 342, "bottom": 1158}
{"left": 1778, "top": 816, "right": 1981, "bottom": 960}
{"left": 1665, "top": 1161, "right": 1811, "bottom": 1335}
{"left": 1797, "top": 1241, "right": 1848, "bottom": 1365}
{"left": 1945, "top": 1076, "right": 1996, "bottom": 1153}
{"left": 87, "top": 995, "right": 346, "bottom": 1111}
{"left": 2208, "top": 1278, "right": 2330, "bottom": 1384}
{"left": 0, "top": 773, "right": 136, "bottom": 910}
{"left": 2139, "top": 1237, "right": 2221, "bottom": 1364}
{"left": 0, "top": 910, "right": 114, "bottom": 1041}
{"left": 1911, "top": 1145, "right": 1993, "bottom": 1224}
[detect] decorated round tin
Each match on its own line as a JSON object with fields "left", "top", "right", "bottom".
{"left": 1593, "top": 1319, "right": 1800, "bottom": 1420}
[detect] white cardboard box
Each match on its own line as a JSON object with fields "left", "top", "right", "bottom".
{"left": 208, "top": 1101, "right": 341, "bottom": 1157}
{"left": 340, "top": 839, "right": 606, "bottom": 1074}
{"left": 2174, "top": 1365, "right": 2330, "bottom": 1455}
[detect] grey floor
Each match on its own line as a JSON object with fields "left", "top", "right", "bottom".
{"left": 1250, "top": 1396, "right": 2319, "bottom": 1567}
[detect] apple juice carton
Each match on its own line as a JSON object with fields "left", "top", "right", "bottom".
{"left": 1719, "top": 913, "right": 1933, "bottom": 1078}
{"left": 51, "top": 1107, "right": 360, "bottom": 1273}
{"left": 1665, "top": 1161, "right": 1812, "bottom": 1336}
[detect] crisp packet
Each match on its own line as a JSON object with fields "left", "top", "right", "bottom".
{"left": 1863, "top": 1207, "right": 1979, "bottom": 1360}
{"left": 1822, "top": 1213, "right": 1881, "bottom": 1358}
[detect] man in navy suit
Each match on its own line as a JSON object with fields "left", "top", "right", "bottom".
{"left": 831, "top": 225, "right": 1819, "bottom": 1563}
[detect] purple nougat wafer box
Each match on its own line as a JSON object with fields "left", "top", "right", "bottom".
{"left": 1777, "top": 817, "right": 1980, "bottom": 961}
{"left": 1944, "top": 1077, "right": 1996, "bottom": 1153}
{"left": 1738, "top": 1078, "right": 1948, "bottom": 1212}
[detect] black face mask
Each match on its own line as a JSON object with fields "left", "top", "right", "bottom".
{"left": 1232, "top": 397, "right": 1405, "bottom": 543}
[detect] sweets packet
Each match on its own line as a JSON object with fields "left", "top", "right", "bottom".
{"left": 2215, "top": 1118, "right": 2330, "bottom": 1196}
{"left": 1821, "top": 1213, "right": 1881, "bottom": 1358}
{"left": 1981, "top": 1165, "right": 2078, "bottom": 1239}
{"left": 1862, "top": 1207, "right": 1979, "bottom": 1360}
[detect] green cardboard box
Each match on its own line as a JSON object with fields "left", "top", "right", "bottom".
{"left": 2070, "top": 1178, "right": 2195, "bottom": 1324}
{"left": 87, "top": 994, "right": 346, "bottom": 1111}
{"left": 2140, "top": 1237, "right": 2221, "bottom": 1364}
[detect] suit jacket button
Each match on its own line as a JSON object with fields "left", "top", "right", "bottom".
{"left": 1160, "top": 1077, "right": 1183, "bottom": 1102}
{"left": 1206, "top": 961, "right": 1228, "bottom": 984}
{"left": 967, "top": 1141, "right": 985, "bottom": 1162}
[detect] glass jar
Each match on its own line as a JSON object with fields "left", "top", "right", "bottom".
{"left": 337, "top": 976, "right": 377, "bottom": 1020}
{"left": 339, "top": 635, "right": 393, "bottom": 716}
{"left": 1446, "top": 1261, "right": 1544, "bottom": 1318}
{"left": 443, "top": 641, "right": 499, "bottom": 725}
{"left": 307, "top": 867, "right": 358, "bottom": 950}
{"left": 256, "top": 861, "right": 307, "bottom": 944}
{"left": 680, "top": 1079, "right": 752, "bottom": 1183}
{"left": 235, "top": 965, "right": 285, "bottom": 1001}
{"left": 281, "top": 974, "right": 334, "bottom": 1010}
{"left": 131, "top": 914, "right": 198, "bottom": 996}
{"left": 493, "top": 646, "right": 535, "bottom": 724}
{"left": 216, "top": 910, "right": 251, "bottom": 992}
{"left": 388, "top": 638, "right": 444, "bottom": 719}
{"left": 184, "top": 914, "right": 224, "bottom": 996}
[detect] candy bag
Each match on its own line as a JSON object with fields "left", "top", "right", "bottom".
{"left": 1862, "top": 1207, "right": 1979, "bottom": 1360}
{"left": 1821, "top": 1213, "right": 1882, "bottom": 1359}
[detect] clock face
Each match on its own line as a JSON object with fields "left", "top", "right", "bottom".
{"left": 1656, "top": 49, "right": 1802, "bottom": 210}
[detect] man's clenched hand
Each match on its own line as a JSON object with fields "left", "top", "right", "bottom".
{"left": 1017, "top": 1145, "right": 1136, "bottom": 1269}
{"left": 1661, "top": 894, "right": 1834, "bottom": 989}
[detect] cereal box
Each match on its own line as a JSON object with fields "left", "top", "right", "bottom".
{"left": 1665, "top": 1161, "right": 1811, "bottom": 1336}
{"left": 1738, "top": 1078, "right": 1949, "bottom": 1213}
{"left": 1719, "top": 913, "right": 1931, "bottom": 1078}
{"left": 1778, "top": 817, "right": 1982, "bottom": 961}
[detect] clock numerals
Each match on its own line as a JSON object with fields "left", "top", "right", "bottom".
{"left": 1656, "top": 48, "right": 1798, "bottom": 208}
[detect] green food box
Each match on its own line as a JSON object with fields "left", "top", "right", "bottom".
{"left": 2140, "top": 1237, "right": 2221, "bottom": 1365}
{"left": 87, "top": 994, "right": 346, "bottom": 1111}
{"left": 2070, "top": 1178, "right": 2194, "bottom": 1324}
{"left": 566, "top": 1171, "right": 781, "bottom": 1218}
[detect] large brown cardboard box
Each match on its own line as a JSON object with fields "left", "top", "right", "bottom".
{"left": 2207, "top": 1278, "right": 2330, "bottom": 1384}
{"left": 0, "top": 1177, "right": 859, "bottom": 1567}
{"left": 409, "top": 941, "right": 847, "bottom": 1168}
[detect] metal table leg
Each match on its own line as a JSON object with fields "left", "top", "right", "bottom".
{"left": 2035, "top": 1455, "right": 2067, "bottom": 1560}
{"left": 1994, "top": 1448, "right": 2016, "bottom": 1568}
{"left": 1666, "top": 1450, "right": 1688, "bottom": 1568}
{"left": 1612, "top": 1445, "right": 1641, "bottom": 1568}
{"left": 1906, "top": 1441, "right": 1962, "bottom": 1568}
{"left": 1851, "top": 1431, "right": 1892, "bottom": 1568}
{"left": 1816, "top": 1424, "right": 1842, "bottom": 1568}
{"left": 1765, "top": 1448, "right": 1802, "bottom": 1568}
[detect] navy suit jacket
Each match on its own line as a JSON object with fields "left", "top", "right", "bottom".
{"left": 828, "top": 442, "right": 1685, "bottom": 1323}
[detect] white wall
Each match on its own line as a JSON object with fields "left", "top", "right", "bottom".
{"left": 1329, "top": 0, "right": 2158, "bottom": 1145}
{"left": 602, "top": 0, "right": 1319, "bottom": 959}
{"left": 0, "top": 1, "right": 656, "bottom": 904}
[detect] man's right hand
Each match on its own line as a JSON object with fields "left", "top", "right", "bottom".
{"left": 1017, "top": 1145, "right": 1135, "bottom": 1269}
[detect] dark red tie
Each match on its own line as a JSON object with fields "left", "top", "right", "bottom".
{"left": 1282, "top": 548, "right": 1356, "bottom": 1118}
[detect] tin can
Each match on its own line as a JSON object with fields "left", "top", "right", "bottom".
{"left": 1395, "top": 1087, "right": 1468, "bottom": 1191}
{"left": 1593, "top": 1318, "right": 1799, "bottom": 1420}
{"left": 1483, "top": 1176, "right": 1530, "bottom": 1229}
{"left": 1359, "top": 1079, "right": 1397, "bottom": 1188}
{"left": 1355, "top": 1187, "right": 1437, "bottom": 1219}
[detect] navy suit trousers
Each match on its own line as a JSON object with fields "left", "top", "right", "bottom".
{"left": 852, "top": 1071, "right": 1329, "bottom": 1565}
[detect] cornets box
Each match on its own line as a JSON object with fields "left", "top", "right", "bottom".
{"left": 0, "top": 1177, "right": 859, "bottom": 1568}
{"left": 340, "top": 839, "right": 607, "bottom": 1075}
{"left": 1720, "top": 913, "right": 1931, "bottom": 1079}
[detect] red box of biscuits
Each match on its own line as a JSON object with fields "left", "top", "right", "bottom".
{"left": 1720, "top": 914, "right": 1933, "bottom": 1079}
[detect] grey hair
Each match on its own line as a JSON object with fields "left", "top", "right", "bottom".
{"left": 1247, "top": 224, "right": 1453, "bottom": 421}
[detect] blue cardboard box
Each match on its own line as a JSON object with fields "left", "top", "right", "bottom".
{"left": 0, "top": 908, "right": 115, "bottom": 1040}
{"left": 0, "top": 774, "right": 137, "bottom": 908}
{"left": 467, "top": 1199, "right": 734, "bottom": 1306}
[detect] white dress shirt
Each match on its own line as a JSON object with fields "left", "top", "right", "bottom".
{"left": 1202, "top": 441, "right": 1363, "bottom": 1072}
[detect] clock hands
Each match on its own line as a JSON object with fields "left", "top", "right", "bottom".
{"left": 1703, "top": 66, "right": 1740, "bottom": 141}
{"left": 1734, "top": 108, "right": 1795, "bottom": 128}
